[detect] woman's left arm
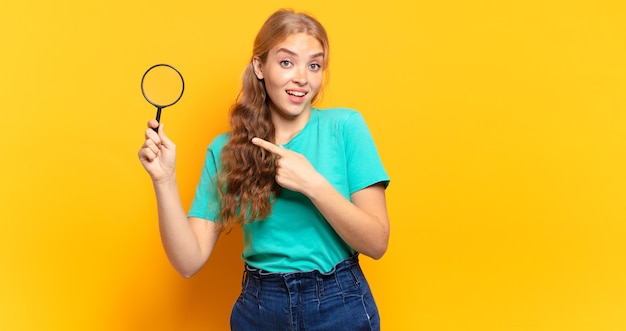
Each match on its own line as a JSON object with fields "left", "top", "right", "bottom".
{"left": 307, "top": 181, "right": 390, "bottom": 259}
{"left": 251, "top": 137, "right": 390, "bottom": 259}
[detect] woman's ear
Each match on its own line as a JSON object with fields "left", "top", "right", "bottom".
{"left": 252, "top": 57, "right": 264, "bottom": 80}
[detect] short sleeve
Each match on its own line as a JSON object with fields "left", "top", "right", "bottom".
{"left": 187, "top": 133, "right": 229, "bottom": 221}
{"left": 343, "top": 111, "right": 390, "bottom": 194}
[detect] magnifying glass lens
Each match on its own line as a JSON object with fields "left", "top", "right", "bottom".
{"left": 142, "top": 65, "right": 185, "bottom": 106}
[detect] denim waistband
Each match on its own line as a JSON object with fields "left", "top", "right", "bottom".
{"left": 233, "top": 253, "right": 379, "bottom": 330}
{"left": 243, "top": 254, "right": 360, "bottom": 281}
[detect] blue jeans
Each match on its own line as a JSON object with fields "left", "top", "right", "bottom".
{"left": 230, "top": 254, "right": 380, "bottom": 331}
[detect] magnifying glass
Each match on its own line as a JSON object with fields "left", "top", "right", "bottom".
{"left": 141, "top": 64, "right": 185, "bottom": 132}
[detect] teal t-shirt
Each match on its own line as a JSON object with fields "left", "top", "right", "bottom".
{"left": 188, "top": 108, "right": 390, "bottom": 272}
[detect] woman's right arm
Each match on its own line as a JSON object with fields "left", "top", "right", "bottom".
{"left": 138, "top": 120, "right": 221, "bottom": 278}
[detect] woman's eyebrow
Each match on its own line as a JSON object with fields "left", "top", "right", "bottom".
{"left": 309, "top": 52, "right": 325, "bottom": 60}
{"left": 276, "top": 48, "right": 325, "bottom": 59}
{"left": 276, "top": 48, "right": 297, "bottom": 56}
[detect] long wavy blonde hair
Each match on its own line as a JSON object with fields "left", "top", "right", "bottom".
{"left": 217, "top": 9, "right": 329, "bottom": 229}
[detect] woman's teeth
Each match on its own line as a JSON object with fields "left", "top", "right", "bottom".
{"left": 287, "top": 90, "right": 306, "bottom": 97}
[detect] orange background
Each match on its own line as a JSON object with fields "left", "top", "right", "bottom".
{"left": 2, "top": 0, "right": 626, "bottom": 330}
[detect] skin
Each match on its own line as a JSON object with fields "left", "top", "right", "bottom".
{"left": 138, "top": 122, "right": 222, "bottom": 278}
{"left": 252, "top": 33, "right": 324, "bottom": 144}
{"left": 250, "top": 138, "right": 390, "bottom": 260}
{"left": 138, "top": 32, "right": 390, "bottom": 278}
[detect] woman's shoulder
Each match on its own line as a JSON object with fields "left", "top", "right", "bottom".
{"left": 315, "top": 107, "right": 369, "bottom": 129}
{"left": 315, "top": 107, "right": 364, "bottom": 123}
{"left": 207, "top": 132, "right": 230, "bottom": 153}
{"left": 316, "top": 106, "right": 359, "bottom": 116}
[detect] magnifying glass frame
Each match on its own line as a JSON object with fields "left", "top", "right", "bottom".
{"left": 141, "top": 63, "right": 185, "bottom": 131}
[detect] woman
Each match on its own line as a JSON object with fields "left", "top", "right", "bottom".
{"left": 138, "top": 9, "right": 390, "bottom": 331}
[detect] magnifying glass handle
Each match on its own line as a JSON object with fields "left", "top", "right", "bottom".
{"left": 153, "top": 107, "right": 163, "bottom": 132}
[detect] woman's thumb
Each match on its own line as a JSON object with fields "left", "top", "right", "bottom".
{"left": 158, "top": 124, "right": 173, "bottom": 146}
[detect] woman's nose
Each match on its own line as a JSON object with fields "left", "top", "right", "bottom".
{"left": 293, "top": 67, "right": 307, "bottom": 85}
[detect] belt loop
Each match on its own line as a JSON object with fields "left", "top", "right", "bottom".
{"left": 317, "top": 271, "right": 324, "bottom": 300}
{"left": 254, "top": 274, "right": 260, "bottom": 300}
{"left": 241, "top": 268, "right": 248, "bottom": 288}
{"left": 315, "top": 271, "right": 324, "bottom": 309}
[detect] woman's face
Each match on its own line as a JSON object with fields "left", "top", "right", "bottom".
{"left": 253, "top": 33, "right": 325, "bottom": 121}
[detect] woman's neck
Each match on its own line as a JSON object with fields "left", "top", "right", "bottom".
{"left": 272, "top": 109, "right": 312, "bottom": 145}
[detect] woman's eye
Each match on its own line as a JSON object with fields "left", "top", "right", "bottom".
{"left": 280, "top": 60, "right": 292, "bottom": 68}
{"left": 309, "top": 63, "right": 321, "bottom": 71}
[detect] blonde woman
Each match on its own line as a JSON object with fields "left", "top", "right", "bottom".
{"left": 138, "top": 9, "right": 390, "bottom": 330}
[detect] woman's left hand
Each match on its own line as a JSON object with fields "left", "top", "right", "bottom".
{"left": 252, "top": 138, "right": 389, "bottom": 259}
{"left": 251, "top": 137, "right": 322, "bottom": 196}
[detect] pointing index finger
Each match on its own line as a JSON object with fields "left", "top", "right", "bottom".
{"left": 251, "top": 137, "right": 286, "bottom": 157}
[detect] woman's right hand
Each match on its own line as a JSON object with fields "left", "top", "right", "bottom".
{"left": 138, "top": 119, "right": 177, "bottom": 182}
